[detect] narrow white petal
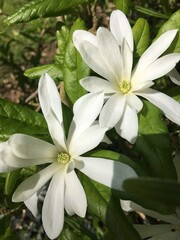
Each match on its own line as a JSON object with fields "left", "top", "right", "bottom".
{"left": 65, "top": 170, "right": 87, "bottom": 217}
{"left": 24, "top": 191, "right": 40, "bottom": 217}
{"left": 134, "top": 224, "right": 173, "bottom": 239}
{"left": 122, "top": 39, "right": 133, "bottom": 81}
{"left": 120, "top": 200, "right": 133, "bottom": 212}
{"left": 73, "top": 30, "right": 97, "bottom": 50}
{"left": 38, "top": 73, "right": 67, "bottom": 151}
{"left": 168, "top": 68, "right": 180, "bottom": 85}
{"left": 42, "top": 170, "right": 65, "bottom": 240}
{"left": 97, "top": 27, "right": 122, "bottom": 80}
{"left": 80, "top": 77, "right": 116, "bottom": 93}
{"left": 99, "top": 94, "right": 126, "bottom": 128}
{"left": 67, "top": 92, "right": 104, "bottom": 145}
{"left": 12, "top": 163, "right": 59, "bottom": 202}
{"left": 7, "top": 134, "right": 57, "bottom": 168}
{"left": 0, "top": 142, "right": 17, "bottom": 172}
{"left": 115, "top": 105, "right": 138, "bottom": 144}
{"left": 137, "top": 89, "right": 180, "bottom": 125}
{"left": 138, "top": 53, "right": 180, "bottom": 82}
{"left": 69, "top": 125, "right": 107, "bottom": 157}
{"left": 110, "top": 10, "right": 133, "bottom": 50}
{"left": 131, "top": 80, "right": 154, "bottom": 92}
{"left": 76, "top": 156, "right": 137, "bottom": 191}
{"left": 132, "top": 29, "right": 178, "bottom": 80}
{"left": 126, "top": 93, "right": 143, "bottom": 112}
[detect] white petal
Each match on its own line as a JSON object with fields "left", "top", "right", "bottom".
{"left": 134, "top": 224, "right": 173, "bottom": 239}
{"left": 138, "top": 53, "right": 180, "bottom": 82}
{"left": 97, "top": 27, "right": 122, "bottom": 80}
{"left": 99, "top": 94, "right": 126, "bottom": 128}
{"left": 69, "top": 125, "right": 107, "bottom": 157}
{"left": 73, "top": 30, "right": 97, "bottom": 50}
{"left": 132, "top": 80, "right": 154, "bottom": 92}
{"left": 120, "top": 200, "right": 133, "bottom": 212}
{"left": 115, "top": 105, "right": 138, "bottom": 144}
{"left": 127, "top": 93, "right": 143, "bottom": 112}
{"left": 147, "top": 231, "right": 179, "bottom": 240}
{"left": 110, "top": 10, "right": 133, "bottom": 50}
{"left": 137, "top": 89, "right": 180, "bottom": 125}
{"left": 0, "top": 142, "right": 17, "bottom": 172}
{"left": 42, "top": 170, "right": 65, "bottom": 240}
{"left": 67, "top": 92, "right": 104, "bottom": 145}
{"left": 38, "top": 73, "right": 67, "bottom": 151}
{"left": 6, "top": 134, "right": 57, "bottom": 168}
{"left": 12, "top": 163, "right": 59, "bottom": 202}
{"left": 122, "top": 39, "right": 133, "bottom": 81}
{"left": 80, "top": 77, "right": 116, "bottom": 93}
{"left": 65, "top": 170, "right": 87, "bottom": 217}
{"left": 168, "top": 68, "right": 180, "bottom": 85}
{"left": 132, "top": 29, "right": 178, "bottom": 81}
{"left": 24, "top": 191, "right": 40, "bottom": 217}
{"left": 76, "top": 156, "right": 137, "bottom": 191}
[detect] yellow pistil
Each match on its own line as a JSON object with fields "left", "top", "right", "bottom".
{"left": 57, "top": 152, "right": 70, "bottom": 164}
{"left": 119, "top": 80, "right": 131, "bottom": 94}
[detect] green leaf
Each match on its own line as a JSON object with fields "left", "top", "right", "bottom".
{"left": 123, "top": 177, "right": 180, "bottom": 214}
{"left": 135, "top": 6, "right": 169, "bottom": 19}
{"left": 56, "top": 26, "right": 70, "bottom": 56}
{"left": 136, "top": 100, "right": 176, "bottom": 179}
{"left": 166, "top": 86, "right": 180, "bottom": 102}
{"left": 4, "top": 0, "right": 88, "bottom": 26}
{"left": 0, "top": 98, "right": 48, "bottom": 141}
{"left": 114, "top": 0, "right": 131, "bottom": 15}
{"left": 24, "top": 63, "right": 63, "bottom": 81}
{"left": 5, "top": 170, "right": 21, "bottom": 195}
{"left": 63, "top": 19, "right": 90, "bottom": 104}
{"left": 132, "top": 18, "right": 150, "bottom": 58}
{"left": 155, "top": 9, "right": 180, "bottom": 53}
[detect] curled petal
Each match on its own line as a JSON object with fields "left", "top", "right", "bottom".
{"left": 65, "top": 170, "right": 87, "bottom": 217}
{"left": 168, "top": 68, "right": 180, "bottom": 85}
{"left": 76, "top": 156, "right": 137, "bottom": 191}
{"left": 12, "top": 163, "right": 59, "bottom": 202}
{"left": 38, "top": 73, "right": 67, "bottom": 151}
{"left": 24, "top": 191, "right": 40, "bottom": 217}
{"left": 127, "top": 93, "right": 143, "bottom": 112}
{"left": 137, "top": 89, "right": 180, "bottom": 125}
{"left": 42, "top": 170, "right": 65, "bottom": 240}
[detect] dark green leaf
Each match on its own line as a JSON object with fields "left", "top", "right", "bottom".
{"left": 166, "top": 86, "right": 180, "bottom": 102}
{"left": 0, "top": 98, "right": 48, "bottom": 141}
{"left": 114, "top": 0, "right": 131, "bottom": 15}
{"left": 24, "top": 63, "right": 63, "bottom": 82}
{"left": 123, "top": 177, "right": 180, "bottom": 214}
{"left": 132, "top": 18, "right": 150, "bottom": 58}
{"left": 155, "top": 9, "right": 180, "bottom": 53}
{"left": 4, "top": 0, "right": 88, "bottom": 26}
{"left": 5, "top": 170, "right": 21, "bottom": 195}
{"left": 135, "top": 6, "right": 169, "bottom": 19}
{"left": 63, "top": 19, "right": 90, "bottom": 104}
{"left": 136, "top": 100, "right": 176, "bottom": 179}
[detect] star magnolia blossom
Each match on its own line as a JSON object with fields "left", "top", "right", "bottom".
{"left": 73, "top": 10, "right": 180, "bottom": 143}
{"left": 0, "top": 73, "right": 137, "bottom": 239}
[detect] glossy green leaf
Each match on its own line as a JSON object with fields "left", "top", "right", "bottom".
{"left": 132, "top": 18, "right": 150, "bottom": 58}
{"left": 63, "top": 19, "right": 90, "bottom": 104}
{"left": 136, "top": 100, "right": 176, "bottom": 179}
{"left": 0, "top": 98, "right": 48, "bottom": 141}
{"left": 155, "top": 9, "right": 180, "bottom": 53}
{"left": 79, "top": 173, "right": 141, "bottom": 240}
{"left": 135, "top": 6, "right": 169, "bottom": 19}
{"left": 24, "top": 63, "right": 63, "bottom": 81}
{"left": 123, "top": 177, "right": 180, "bottom": 214}
{"left": 4, "top": 0, "right": 88, "bottom": 26}
{"left": 56, "top": 26, "right": 70, "bottom": 56}
{"left": 114, "top": 0, "right": 131, "bottom": 15}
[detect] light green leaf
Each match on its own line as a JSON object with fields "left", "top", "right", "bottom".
{"left": 24, "top": 63, "right": 63, "bottom": 81}
{"left": 123, "top": 177, "right": 180, "bottom": 214}
{"left": 56, "top": 25, "right": 70, "bottom": 55}
{"left": 155, "top": 9, "right": 180, "bottom": 53}
{"left": 0, "top": 98, "right": 48, "bottom": 141}
{"left": 63, "top": 19, "right": 90, "bottom": 104}
{"left": 4, "top": 0, "right": 88, "bottom": 26}
{"left": 135, "top": 6, "right": 169, "bottom": 19}
{"left": 136, "top": 100, "right": 176, "bottom": 179}
{"left": 114, "top": 0, "right": 131, "bottom": 15}
{"left": 132, "top": 18, "right": 150, "bottom": 58}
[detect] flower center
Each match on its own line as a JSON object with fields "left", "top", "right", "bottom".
{"left": 57, "top": 152, "right": 70, "bottom": 164}
{"left": 119, "top": 80, "right": 131, "bottom": 94}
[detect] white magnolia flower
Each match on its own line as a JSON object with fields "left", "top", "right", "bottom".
{"left": 121, "top": 200, "right": 180, "bottom": 240}
{"left": 73, "top": 10, "right": 180, "bottom": 143}
{"left": 0, "top": 73, "right": 137, "bottom": 239}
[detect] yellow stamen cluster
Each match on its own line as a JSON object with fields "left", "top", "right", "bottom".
{"left": 119, "top": 80, "right": 131, "bottom": 94}
{"left": 57, "top": 152, "right": 70, "bottom": 164}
